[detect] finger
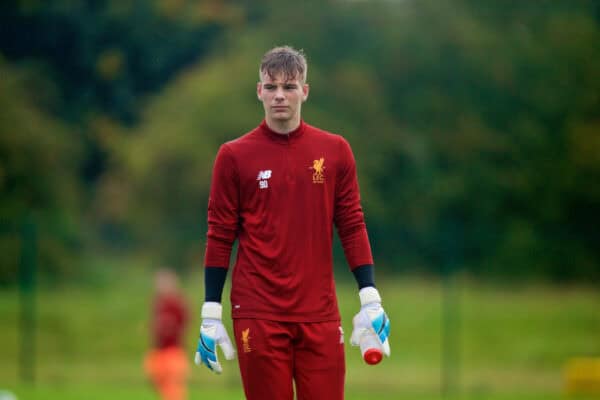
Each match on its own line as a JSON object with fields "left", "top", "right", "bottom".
{"left": 198, "top": 333, "right": 219, "bottom": 372}
{"left": 219, "top": 336, "right": 236, "bottom": 360}
{"left": 198, "top": 348, "right": 214, "bottom": 371}
{"left": 198, "top": 333, "right": 216, "bottom": 360}
{"left": 194, "top": 351, "right": 201, "bottom": 366}
{"left": 350, "top": 327, "right": 368, "bottom": 346}
{"left": 382, "top": 340, "right": 391, "bottom": 357}
{"left": 208, "top": 359, "right": 223, "bottom": 374}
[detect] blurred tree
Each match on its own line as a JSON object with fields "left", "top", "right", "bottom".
{"left": 0, "top": 58, "right": 83, "bottom": 285}
{"left": 1, "top": 0, "right": 599, "bottom": 282}
{"left": 97, "top": 41, "right": 263, "bottom": 267}
{"left": 0, "top": 0, "right": 246, "bottom": 190}
{"left": 0, "top": 0, "right": 252, "bottom": 281}
{"left": 114, "top": 0, "right": 599, "bottom": 280}
{"left": 0, "top": 0, "right": 244, "bottom": 123}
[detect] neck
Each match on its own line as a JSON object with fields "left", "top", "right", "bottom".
{"left": 265, "top": 115, "right": 301, "bottom": 134}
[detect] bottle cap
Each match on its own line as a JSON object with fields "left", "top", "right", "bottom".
{"left": 364, "top": 348, "right": 383, "bottom": 365}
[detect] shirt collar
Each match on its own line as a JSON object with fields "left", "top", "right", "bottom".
{"left": 260, "top": 119, "right": 306, "bottom": 142}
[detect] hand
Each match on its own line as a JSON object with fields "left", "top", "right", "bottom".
{"left": 350, "top": 287, "right": 391, "bottom": 357}
{"left": 194, "top": 302, "right": 235, "bottom": 374}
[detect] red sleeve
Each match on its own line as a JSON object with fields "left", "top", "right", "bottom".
{"left": 204, "top": 144, "right": 239, "bottom": 268}
{"left": 334, "top": 138, "right": 374, "bottom": 269}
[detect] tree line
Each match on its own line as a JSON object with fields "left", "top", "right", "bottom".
{"left": 1, "top": 0, "right": 599, "bottom": 285}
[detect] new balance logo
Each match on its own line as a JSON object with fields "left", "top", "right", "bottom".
{"left": 257, "top": 170, "right": 272, "bottom": 180}
{"left": 257, "top": 170, "right": 272, "bottom": 189}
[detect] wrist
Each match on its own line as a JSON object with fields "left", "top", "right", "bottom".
{"left": 202, "top": 302, "right": 223, "bottom": 320}
{"left": 204, "top": 266, "right": 228, "bottom": 303}
{"left": 352, "top": 265, "right": 375, "bottom": 289}
{"left": 359, "top": 286, "right": 381, "bottom": 306}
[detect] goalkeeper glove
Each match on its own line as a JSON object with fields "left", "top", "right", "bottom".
{"left": 350, "top": 286, "right": 391, "bottom": 362}
{"left": 194, "top": 302, "right": 235, "bottom": 374}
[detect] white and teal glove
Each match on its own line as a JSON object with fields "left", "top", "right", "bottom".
{"left": 350, "top": 286, "right": 391, "bottom": 357}
{"left": 194, "top": 302, "right": 235, "bottom": 374}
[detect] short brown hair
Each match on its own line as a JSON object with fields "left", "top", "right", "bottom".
{"left": 259, "top": 46, "right": 308, "bottom": 83}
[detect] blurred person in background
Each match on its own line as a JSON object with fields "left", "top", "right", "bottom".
{"left": 194, "top": 46, "right": 391, "bottom": 400}
{"left": 144, "top": 268, "right": 190, "bottom": 400}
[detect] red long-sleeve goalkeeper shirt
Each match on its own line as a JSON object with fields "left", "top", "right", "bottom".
{"left": 204, "top": 120, "right": 373, "bottom": 322}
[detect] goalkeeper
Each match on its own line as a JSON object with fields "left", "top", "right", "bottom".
{"left": 195, "top": 46, "right": 391, "bottom": 400}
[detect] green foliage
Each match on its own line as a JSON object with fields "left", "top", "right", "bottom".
{"left": 1, "top": 0, "right": 599, "bottom": 281}
{"left": 94, "top": 44, "right": 263, "bottom": 266}
{"left": 0, "top": 0, "right": 252, "bottom": 280}
{"left": 113, "top": 1, "right": 600, "bottom": 280}
{"left": 0, "top": 58, "right": 83, "bottom": 285}
{"left": 0, "top": 0, "right": 244, "bottom": 122}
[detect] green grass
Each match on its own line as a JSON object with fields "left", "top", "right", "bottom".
{"left": 1, "top": 270, "right": 599, "bottom": 400}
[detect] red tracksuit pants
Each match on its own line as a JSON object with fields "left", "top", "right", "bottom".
{"left": 233, "top": 319, "right": 345, "bottom": 400}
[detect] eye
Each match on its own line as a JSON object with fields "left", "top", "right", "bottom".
{"left": 284, "top": 84, "right": 297, "bottom": 90}
{"left": 264, "top": 84, "right": 276, "bottom": 90}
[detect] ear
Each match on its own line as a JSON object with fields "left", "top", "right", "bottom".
{"left": 257, "top": 82, "right": 262, "bottom": 100}
{"left": 302, "top": 83, "right": 309, "bottom": 102}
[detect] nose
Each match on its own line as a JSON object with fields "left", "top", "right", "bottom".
{"left": 274, "top": 87, "right": 285, "bottom": 101}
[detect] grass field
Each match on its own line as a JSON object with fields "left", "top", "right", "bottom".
{"left": 1, "top": 269, "right": 599, "bottom": 400}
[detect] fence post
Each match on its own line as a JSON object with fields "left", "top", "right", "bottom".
{"left": 19, "top": 215, "right": 37, "bottom": 384}
{"left": 441, "top": 219, "right": 462, "bottom": 399}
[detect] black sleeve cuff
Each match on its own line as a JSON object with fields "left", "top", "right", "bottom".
{"left": 204, "top": 266, "right": 228, "bottom": 303}
{"left": 352, "top": 264, "right": 375, "bottom": 290}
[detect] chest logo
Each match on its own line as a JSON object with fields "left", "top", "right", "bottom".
{"left": 257, "top": 170, "right": 272, "bottom": 189}
{"left": 310, "top": 157, "right": 326, "bottom": 184}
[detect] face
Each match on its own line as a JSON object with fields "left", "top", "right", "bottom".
{"left": 257, "top": 71, "right": 309, "bottom": 127}
{"left": 155, "top": 270, "right": 177, "bottom": 295}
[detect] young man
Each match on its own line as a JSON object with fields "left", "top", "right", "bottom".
{"left": 194, "top": 46, "right": 391, "bottom": 400}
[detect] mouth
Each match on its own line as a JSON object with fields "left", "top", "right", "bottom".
{"left": 272, "top": 106, "right": 288, "bottom": 111}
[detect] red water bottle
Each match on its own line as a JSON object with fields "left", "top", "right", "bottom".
{"left": 359, "top": 331, "right": 383, "bottom": 365}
